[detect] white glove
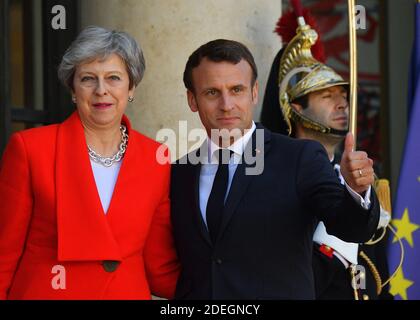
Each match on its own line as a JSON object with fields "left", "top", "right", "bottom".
{"left": 377, "top": 206, "right": 391, "bottom": 229}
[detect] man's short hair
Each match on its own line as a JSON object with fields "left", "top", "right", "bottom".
{"left": 291, "top": 95, "right": 309, "bottom": 110}
{"left": 183, "top": 39, "right": 258, "bottom": 93}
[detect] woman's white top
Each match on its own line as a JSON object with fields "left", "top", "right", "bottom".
{"left": 90, "top": 160, "right": 122, "bottom": 214}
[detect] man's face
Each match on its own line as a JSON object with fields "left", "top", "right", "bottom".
{"left": 298, "top": 85, "right": 349, "bottom": 131}
{"left": 187, "top": 58, "right": 258, "bottom": 140}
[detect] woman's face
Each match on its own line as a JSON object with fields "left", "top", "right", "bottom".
{"left": 73, "top": 53, "right": 134, "bottom": 130}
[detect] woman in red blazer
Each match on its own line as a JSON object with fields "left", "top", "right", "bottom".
{"left": 0, "top": 26, "right": 179, "bottom": 299}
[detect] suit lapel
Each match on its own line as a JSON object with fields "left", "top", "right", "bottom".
{"left": 56, "top": 111, "right": 122, "bottom": 261}
{"left": 217, "top": 125, "right": 272, "bottom": 242}
{"left": 193, "top": 162, "right": 213, "bottom": 247}
{"left": 190, "top": 144, "right": 213, "bottom": 247}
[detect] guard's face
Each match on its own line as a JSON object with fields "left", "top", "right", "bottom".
{"left": 304, "top": 85, "right": 349, "bottom": 131}
{"left": 187, "top": 58, "right": 258, "bottom": 143}
{"left": 73, "top": 53, "right": 134, "bottom": 130}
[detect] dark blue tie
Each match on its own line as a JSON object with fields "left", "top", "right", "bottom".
{"left": 206, "top": 149, "right": 232, "bottom": 243}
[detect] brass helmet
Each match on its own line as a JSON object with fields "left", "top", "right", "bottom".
{"left": 279, "top": 16, "right": 349, "bottom": 136}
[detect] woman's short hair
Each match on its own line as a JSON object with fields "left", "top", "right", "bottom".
{"left": 58, "top": 25, "right": 145, "bottom": 90}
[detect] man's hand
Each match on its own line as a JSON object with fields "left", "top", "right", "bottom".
{"left": 340, "top": 132, "right": 375, "bottom": 195}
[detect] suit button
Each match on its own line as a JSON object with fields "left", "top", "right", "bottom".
{"left": 214, "top": 258, "right": 222, "bottom": 265}
{"left": 102, "top": 260, "right": 120, "bottom": 272}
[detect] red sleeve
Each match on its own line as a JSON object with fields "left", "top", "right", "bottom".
{"left": 143, "top": 162, "right": 180, "bottom": 299}
{"left": 0, "top": 133, "right": 34, "bottom": 299}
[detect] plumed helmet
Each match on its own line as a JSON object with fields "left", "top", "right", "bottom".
{"left": 278, "top": 2, "right": 349, "bottom": 136}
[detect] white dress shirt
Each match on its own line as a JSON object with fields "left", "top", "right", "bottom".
{"left": 199, "top": 122, "right": 256, "bottom": 227}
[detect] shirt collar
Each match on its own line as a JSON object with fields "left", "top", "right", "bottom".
{"left": 206, "top": 121, "right": 256, "bottom": 164}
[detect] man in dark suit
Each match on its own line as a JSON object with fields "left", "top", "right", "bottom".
{"left": 170, "top": 39, "right": 380, "bottom": 299}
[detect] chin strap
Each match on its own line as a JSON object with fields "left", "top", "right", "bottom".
{"left": 289, "top": 108, "right": 348, "bottom": 137}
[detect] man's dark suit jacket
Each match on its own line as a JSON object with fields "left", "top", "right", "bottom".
{"left": 170, "top": 125, "right": 380, "bottom": 300}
